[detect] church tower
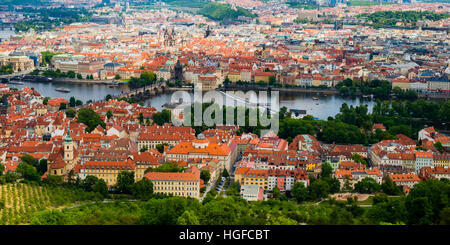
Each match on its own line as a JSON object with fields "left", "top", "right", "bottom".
{"left": 63, "top": 125, "right": 74, "bottom": 161}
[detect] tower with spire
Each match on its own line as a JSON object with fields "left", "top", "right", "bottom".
{"left": 64, "top": 124, "right": 74, "bottom": 161}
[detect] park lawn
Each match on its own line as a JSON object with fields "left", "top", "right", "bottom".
{"left": 357, "top": 194, "right": 403, "bottom": 205}
{"left": 356, "top": 196, "right": 374, "bottom": 205}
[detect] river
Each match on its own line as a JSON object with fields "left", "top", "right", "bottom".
{"left": 0, "top": 30, "right": 14, "bottom": 42}
{"left": 8, "top": 81, "right": 375, "bottom": 120}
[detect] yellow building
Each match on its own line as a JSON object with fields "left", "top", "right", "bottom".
{"left": 392, "top": 77, "right": 410, "bottom": 90}
{"left": 78, "top": 158, "right": 135, "bottom": 186}
{"left": 433, "top": 154, "right": 450, "bottom": 168}
{"left": 312, "top": 78, "right": 322, "bottom": 87}
{"left": 0, "top": 56, "right": 35, "bottom": 72}
{"left": 196, "top": 75, "right": 218, "bottom": 91}
{"left": 132, "top": 151, "right": 164, "bottom": 181}
{"left": 55, "top": 60, "right": 79, "bottom": 73}
{"left": 254, "top": 71, "right": 273, "bottom": 83}
{"left": 236, "top": 168, "right": 268, "bottom": 190}
{"left": 235, "top": 167, "right": 251, "bottom": 184}
{"left": 35, "top": 104, "right": 47, "bottom": 116}
{"left": 144, "top": 166, "right": 201, "bottom": 199}
{"left": 227, "top": 72, "right": 241, "bottom": 83}
{"left": 306, "top": 163, "right": 316, "bottom": 171}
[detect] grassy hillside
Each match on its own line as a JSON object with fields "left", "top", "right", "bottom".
{"left": 198, "top": 2, "right": 256, "bottom": 21}
{"left": 358, "top": 10, "right": 450, "bottom": 28}
{"left": 0, "top": 183, "right": 102, "bottom": 225}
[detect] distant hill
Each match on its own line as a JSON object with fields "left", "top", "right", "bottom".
{"left": 198, "top": 2, "right": 256, "bottom": 21}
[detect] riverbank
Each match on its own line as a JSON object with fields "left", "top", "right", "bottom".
{"left": 220, "top": 84, "right": 339, "bottom": 95}
{"left": 221, "top": 83, "right": 450, "bottom": 101}
{"left": 41, "top": 77, "right": 125, "bottom": 85}
{"left": 166, "top": 87, "right": 193, "bottom": 91}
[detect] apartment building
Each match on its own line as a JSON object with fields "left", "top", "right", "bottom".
{"left": 77, "top": 158, "right": 135, "bottom": 186}
{"left": 144, "top": 166, "right": 201, "bottom": 199}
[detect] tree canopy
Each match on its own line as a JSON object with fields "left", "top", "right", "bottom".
{"left": 77, "top": 108, "right": 106, "bottom": 133}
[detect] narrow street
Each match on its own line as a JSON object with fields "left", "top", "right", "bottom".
{"left": 200, "top": 153, "right": 241, "bottom": 201}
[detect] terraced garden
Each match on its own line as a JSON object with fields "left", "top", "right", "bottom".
{"left": 0, "top": 183, "right": 102, "bottom": 225}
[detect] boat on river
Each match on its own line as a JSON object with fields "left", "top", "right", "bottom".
{"left": 9, "top": 80, "right": 24, "bottom": 85}
{"left": 55, "top": 87, "right": 70, "bottom": 93}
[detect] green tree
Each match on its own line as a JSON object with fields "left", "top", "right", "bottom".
{"left": 30, "top": 210, "right": 69, "bottom": 225}
{"left": 92, "top": 179, "right": 109, "bottom": 198}
{"left": 16, "top": 163, "right": 40, "bottom": 182}
{"left": 200, "top": 170, "right": 211, "bottom": 185}
{"left": 43, "top": 97, "right": 50, "bottom": 105}
{"left": 354, "top": 177, "right": 381, "bottom": 194}
{"left": 406, "top": 179, "right": 449, "bottom": 224}
{"left": 140, "top": 197, "right": 197, "bottom": 225}
{"left": 67, "top": 70, "right": 76, "bottom": 78}
{"left": 132, "top": 178, "right": 154, "bottom": 200}
{"left": 439, "top": 207, "right": 450, "bottom": 225}
{"left": 372, "top": 193, "right": 389, "bottom": 205}
{"left": 368, "top": 197, "right": 407, "bottom": 224}
{"left": 381, "top": 177, "right": 401, "bottom": 195}
{"left": 351, "top": 153, "right": 368, "bottom": 168}
{"left": 77, "top": 108, "right": 106, "bottom": 132}
{"left": 1, "top": 172, "right": 19, "bottom": 183}
{"left": 177, "top": 210, "right": 200, "bottom": 225}
{"left": 266, "top": 215, "right": 297, "bottom": 225}
{"left": 434, "top": 141, "right": 443, "bottom": 153}
{"left": 40, "top": 51, "right": 57, "bottom": 66}
{"left": 115, "top": 74, "right": 121, "bottom": 80}
{"left": 21, "top": 154, "right": 38, "bottom": 167}
{"left": 59, "top": 103, "right": 67, "bottom": 110}
{"left": 308, "top": 179, "right": 330, "bottom": 201}
{"left": 139, "top": 113, "right": 144, "bottom": 125}
{"left": 222, "top": 168, "right": 229, "bottom": 178}
{"left": 105, "top": 94, "right": 113, "bottom": 101}
{"left": 321, "top": 162, "right": 333, "bottom": 179}
{"left": 269, "top": 75, "right": 276, "bottom": 85}
{"left": 82, "top": 175, "right": 100, "bottom": 192}
{"left": 140, "top": 71, "right": 156, "bottom": 84}
{"left": 272, "top": 186, "right": 281, "bottom": 199}
{"left": 0, "top": 163, "right": 4, "bottom": 176}
{"left": 155, "top": 143, "right": 169, "bottom": 153}
{"left": 106, "top": 110, "right": 113, "bottom": 119}
{"left": 342, "top": 178, "right": 353, "bottom": 192}
{"left": 324, "top": 177, "right": 341, "bottom": 194}
{"left": 65, "top": 108, "right": 76, "bottom": 118}
{"left": 406, "top": 196, "right": 433, "bottom": 225}
{"left": 140, "top": 146, "right": 148, "bottom": 153}
{"left": 152, "top": 110, "right": 171, "bottom": 126}
{"left": 117, "top": 171, "right": 135, "bottom": 194}
{"left": 43, "top": 174, "right": 63, "bottom": 185}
